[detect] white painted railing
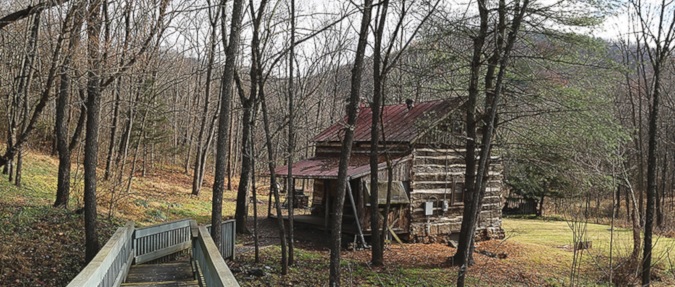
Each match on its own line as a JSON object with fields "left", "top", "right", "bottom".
{"left": 193, "top": 225, "right": 240, "bottom": 287}
{"left": 133, "top": 219, "right": 192, "bottom": 264}
{"left": 66, "top": 222, "right": 135, "bottom": 287}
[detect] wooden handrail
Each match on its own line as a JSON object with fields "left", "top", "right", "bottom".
{"left": 68, "top": 219, "right": 239, "bottom": 286}
{"left": 67, "top": 221, "right": 134, "bottom": 287}
{"left": 190, "top": 220, "right": 199, "bottom": 239}
{"left": 193, "top": 225, "right": 240, "bottom": 287}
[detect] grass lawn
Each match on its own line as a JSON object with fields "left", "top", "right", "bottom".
{"left": 503, "top": 218, "right": 675, "bottom": 285}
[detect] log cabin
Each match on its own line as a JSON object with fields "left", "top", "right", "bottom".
{"left": 272, "top": 98, "right": 505, "bottom": 245}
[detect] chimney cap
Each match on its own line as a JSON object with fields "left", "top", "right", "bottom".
{"left": 405, "top": 99, "right": 414, "bottom": 110}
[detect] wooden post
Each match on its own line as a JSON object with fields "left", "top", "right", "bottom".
{"left": 347, "top": 181, "right": 367, "bottom": 248}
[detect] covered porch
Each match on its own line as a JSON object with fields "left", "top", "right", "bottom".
{"left": 269, "top": 156, "right": 412, "bottom": 246}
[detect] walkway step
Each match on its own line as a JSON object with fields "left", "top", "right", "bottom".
{"left": 124, "top": 261, "right": 195, "bottom": 283}
{"left": 121, "top": 280, "right": 199, "bottom": 287}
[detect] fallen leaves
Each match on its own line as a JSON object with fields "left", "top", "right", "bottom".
{"left": 0, "top": 205, "right": 119, "bottom": 286}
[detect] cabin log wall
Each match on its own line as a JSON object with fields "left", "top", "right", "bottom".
{"left": 409, "top": 147, "right": 504, "bottom": 243}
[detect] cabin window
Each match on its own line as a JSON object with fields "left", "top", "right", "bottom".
{"left": 452, "top": 116, "right": 464, "bottom": 134}
{"left": 452, "top": 182, "right": 464, "bottom": 205}
{"left": 363, "top": 181, "right": 410, "bottom": 206}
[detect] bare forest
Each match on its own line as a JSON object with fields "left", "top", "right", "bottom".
{"left": 1, "top": 0, "right": 675, "bottom": 286}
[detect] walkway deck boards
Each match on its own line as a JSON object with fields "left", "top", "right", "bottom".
{"left": 122, "top": 261, "right": 198, "bottom": 287}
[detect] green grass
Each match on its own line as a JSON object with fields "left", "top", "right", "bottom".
{"left": 505, "top": 218, "right": 675, "bottom": 264}
{"left": 0, "top": 156, "right": 58, "bottom": 206}
{"left": 504, "top": 218, "right": 675, "bottom": 284}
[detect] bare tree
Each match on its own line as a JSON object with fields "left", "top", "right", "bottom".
{"left": 286, "top": 0, "right": 296, "bottom": 266}
{"left": 454, "top": 0, "right": 529, "bottom": 285}
{"left": 83, "top": 0, "right": 104, "bottom": 262}
{"left": 330, "top": 1, "right": 373, "bottom": 285}
{"left": 0, "top": 0, "right": 71, "bottom": 29}
{"left": 192, "top": 0, "right": 223, "bottom": 196}
{"left": 212, "top": 0, "right": 245, "bottom": 248}
{"left": 102, "top": 0, "right": 132, "bottom": 181}
{"left": 54, "top": 0, "right": 86, "bottom": 208}
{"left": 627, "top": 0, "right": 675, "bottom": 284}
{"left": 234, "top": 0, "right": 269, "bottom": 235}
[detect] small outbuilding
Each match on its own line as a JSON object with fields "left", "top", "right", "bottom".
{"left": 273, "top": 98, "right": 504, "bottom": 244}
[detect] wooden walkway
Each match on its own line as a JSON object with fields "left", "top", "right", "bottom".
{"left": 122, "top": 261, "right": 198, "bottom": 287}
{"left": 67, "top": 219, "right": 239, "bottom": 287}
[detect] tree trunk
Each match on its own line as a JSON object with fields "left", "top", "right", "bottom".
{"left": 330, "top": 1, "right": 373, "bottom": 285}
{"left": 192, "top": 5, "right": 220, "bottom": 195}
{"left": 452, "top": 0, "right": 488, "bottom": 269}
{"left": 84, "top": 0, "right": 103, "bottom": 263}
{"left": 227, "top": 100, "right": 234, "bottom": 190}
{"left": 12, "top": 8, "right": 41, "bottom": 187}
{"left": 211, "top": 0, "right": 244, "bottom": 249}
{"left": 102, "top": 1, "right": 130, "bottom": 181}
{"left": 369, "top": 0, "right": 390, "bottom": 267}
{"left": 260, "top": 82, "right": 289, "bottom": 275}
{"left": 287, "top": 0, "right": 296, "bottom": 266}
{"left": 235, "top": 0, "right": 267, "bottom": 235}
{"left": 54, "top": 62, "right": 73, "bottom": 207}
{"left": 656, "top": 153, "right": 666, "bottom": 227}
{"left": 235, "top": 99, "right": 254, "bottom": 234}
{"left": 15, "top": 150, "right": 23, "bottom": 187}
{"left": 54, "top": 2, "right": 85, "bottom": 208}
{"left": 455, "top": 1, "right": 527, "bottom": 286}
{"left": 641, "top": 61, "right": 661, "bottom": 287}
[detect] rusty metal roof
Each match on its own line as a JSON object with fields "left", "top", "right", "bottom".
{"left": 274, "top": 156, "right": 410, "bottom": 179}
{"left": 313, "top": 98, "right": 462, "bottom": 143}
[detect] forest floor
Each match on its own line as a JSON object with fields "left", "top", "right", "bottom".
{"left": 1, "top": 149, "right": 675, "bottom": 286}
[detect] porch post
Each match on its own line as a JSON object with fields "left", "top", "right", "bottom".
{"left": 347, "top": 180, "right": 368, "bottom": 248}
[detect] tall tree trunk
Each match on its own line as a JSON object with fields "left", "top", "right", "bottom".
{"left": 236, "top": 98, "right": 254, "bottom": 234}
{"left": 235, "top": 0, "right": 268, "bottom": 235}
{"left": 247, "top": 105, "right": 260, "bottom": 264}
{"left": 455, "top": 1, "right": 528, "bottom": 286}
{"left": 369, "top": 0, "right": 390, "bottom": 266}
{"left": 84, "top": 0, "right": 103, "bottom": 263}
{"left": 55, "top": 61, "right": 73, "bottom": 207}
{"left": 103, "top": 1, "right": 131, "bottom": 181}
{"left": 192, "top": 4, "right": 220, "bottom": 195}
{"left": 227, "top": 103, "right": 234, "bottom": 190}
{"left": 55, "top": 1, "right": 85, "bottom": 208}
{"left": 212, "top": 0, "right": 244, "bottom": 248}
{"left": 452, "top": 0, "right": 488, "bottom": 269}
{"left": 12, "top": 8, "right": 41, "bottom": 187}
{"left": 642, "top": 61, "right": 661, "bottom": 286}
{"left": 330, "top": 1, "right": 373, "bottom": 285}
{"left": 635, "top": 0, "right": 675, "bottom": 281}
{"left": 259, "top": 79, "right": 289, "bottom": 275}
{"left": 287, "top": 0, "right": 296, "bottom": 266}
